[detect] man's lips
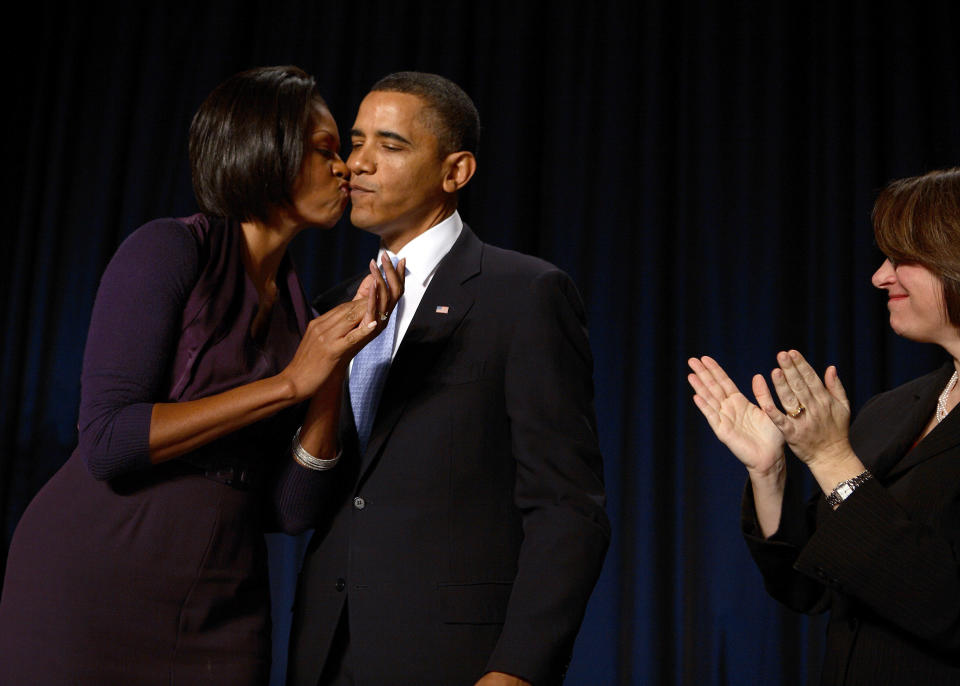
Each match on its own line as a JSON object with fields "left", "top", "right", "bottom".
{"left": 349, "top": 183, "right": 374, "bottom": 193}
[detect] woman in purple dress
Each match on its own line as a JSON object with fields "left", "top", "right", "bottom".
{"left": 0, "top": 66, "right": 403, "bottom": 685}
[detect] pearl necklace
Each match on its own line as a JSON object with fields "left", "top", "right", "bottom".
{"left": 936, "top": 370, "right": 959, "bottom": 423}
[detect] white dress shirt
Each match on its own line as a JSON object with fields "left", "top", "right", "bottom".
{"left": 346, "top": 211, "right": 462, "bottom": 370}
{"left": 379, "top": 211, "right": 463, "bottom": 358}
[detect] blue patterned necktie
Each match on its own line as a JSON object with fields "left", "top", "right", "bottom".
{"left": 349, "top": 256, "right": 399, "bottom": 453}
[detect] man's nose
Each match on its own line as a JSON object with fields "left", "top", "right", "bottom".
{"left": 347, "top": 148, "right": 373, "bottom": 175}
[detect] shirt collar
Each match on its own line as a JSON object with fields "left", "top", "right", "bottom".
{"left": 383, "top": 211, "right": 463, "bottom": 287}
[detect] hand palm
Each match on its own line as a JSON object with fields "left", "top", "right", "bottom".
{"left": 713, "top": 392, "right": 784, "bottom": 471}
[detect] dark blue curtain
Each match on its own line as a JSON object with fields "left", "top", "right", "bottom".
{"left": 4, "top": 2, "right": 960, "bottom": 684}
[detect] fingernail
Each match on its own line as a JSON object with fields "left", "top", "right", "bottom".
{"left": 367, "top": 321, "right": 376, "bottom": 328}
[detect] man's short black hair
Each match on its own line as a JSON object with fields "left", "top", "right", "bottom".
{"left": 189, "top": 65, "right": 326, "bottom": 223}
{"left": 371, "top": 71, "right": 480, "bottom": 157}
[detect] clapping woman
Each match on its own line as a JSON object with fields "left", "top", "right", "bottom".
{"left": 688, "top": 169, "right": 960, "bottom": 684}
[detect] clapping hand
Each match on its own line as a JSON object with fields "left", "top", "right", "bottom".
{"left": 754, "top": 350, "right": 854, "bottom": 469}
{"left": 688, "top": 356, "right": 786, "bottom": 476}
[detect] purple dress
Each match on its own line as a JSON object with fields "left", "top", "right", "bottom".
{"left": 0, "top": 215, "right": 322, "bottom": 685}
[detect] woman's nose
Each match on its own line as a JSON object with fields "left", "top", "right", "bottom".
{"left": 332, "top": 155, "right": 349, "bottom": 179}
{"left": 871, "top": 258, "right": 895, "bottom": 288}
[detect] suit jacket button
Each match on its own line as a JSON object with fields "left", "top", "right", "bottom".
{"left": 335, "top": 578, "right": 346, "bottom": 592}
{"left": 353, "top": 496, "right": 366, "bottom": 510}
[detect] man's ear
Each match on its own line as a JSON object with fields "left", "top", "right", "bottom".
{"left": 441, "top": 151, "right": 477, "bottom": 193}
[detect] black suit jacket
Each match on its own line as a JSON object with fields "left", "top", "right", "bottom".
{"left": 743, "top": 362, "right": 960, "bottom": 685}
{"left": 287, "top": 225, "right": 610, "bottom": 685}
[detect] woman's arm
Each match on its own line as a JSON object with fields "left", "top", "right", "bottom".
{"left": 79, "top": 222, "right": 397, "bottom": 480}
{"left": 758, "top": 351, "right": 960, "bottom": 651}
{"left": 292, "top": 254, "right": 404, "bottom": 461}
{"left": 688, "top": 356, "right": 788, "bottom": 537}
{"left": 271, "top": 256, "right": 406, "bottom": 535}
{"left": 148, "top": 295, "right": 380, "bottom": 463}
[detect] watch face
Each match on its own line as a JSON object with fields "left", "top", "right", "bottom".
{"left": 837, "top": 483, "right": 854, "bottom": 499}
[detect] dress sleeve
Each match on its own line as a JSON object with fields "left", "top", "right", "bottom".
{"left": 75, "top": 219, "right": 199, "bottom": 479}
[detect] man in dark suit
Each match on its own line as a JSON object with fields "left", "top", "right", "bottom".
{"left": 287, "top": 72, "right": 610, "bottom": 686}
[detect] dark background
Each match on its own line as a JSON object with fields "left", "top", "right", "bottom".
{"left": 3, "top": 2, "right": 960, "bottom": 684}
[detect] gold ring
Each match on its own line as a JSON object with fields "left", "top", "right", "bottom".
{"left": 788, "top": 404, "right": 805, "bottom": 418}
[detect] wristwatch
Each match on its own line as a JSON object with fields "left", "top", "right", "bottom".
{"left": 826, "top": 470, "right": 873, "bottom": 510}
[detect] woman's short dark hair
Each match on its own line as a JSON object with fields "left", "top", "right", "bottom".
{"left": 873, "top": 168, "right": 960, "bottom": 327}
{"left": 370, "top": 71, "right": 480, "bottom": 158}
{"left": 189, "top": 65, "right": 326, "bottom": 223}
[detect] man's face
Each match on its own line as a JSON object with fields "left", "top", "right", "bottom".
{"left": 347, "top": 91, "right": 449, "bottom": 248}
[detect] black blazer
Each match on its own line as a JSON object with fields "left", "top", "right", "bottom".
{"left": 743, "top": 362, "right": 960, "bottom": 685}
{"left": 287, "top": 225, "right": 610, "bottom": 686}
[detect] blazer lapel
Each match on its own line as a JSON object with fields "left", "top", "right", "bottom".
{"left": 358, "top": 225, "right": 483, "bottom": 479}
{"left": 888, "top": 365, "right": 960, "bottom": 478}
{"left": 856, "top": 362, "right": 959, "bottom": 480}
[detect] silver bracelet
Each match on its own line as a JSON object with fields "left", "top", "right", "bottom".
{"left": 825, "top": 470, "right": 872, "bottom": 510}
{"left": 291, "top": 427, "right": 340, "bottom": 471}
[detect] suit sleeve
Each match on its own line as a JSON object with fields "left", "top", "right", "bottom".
{"left": 743, "top": 398, "right": 960, "bottom": 655}
{"left": 792, "top": 477, "right": 960, "bottom": 654}
{"left": 487, "top": 269, "right": 611, "bottom": 685}
{"left": 741, "top": 468, "right": 833, "bottom": 615}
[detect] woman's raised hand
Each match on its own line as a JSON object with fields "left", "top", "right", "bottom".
{"left": 754, "top": 350, "right": 854, "bottom": 469}
{"left": 351, "top": 252, "right": 406, "bottom": 340}
{"left": 281, "top": 252, "right": 405, "bottom": 401}
{"left": 688, "top": 356, "right": 786, "bottom": 475}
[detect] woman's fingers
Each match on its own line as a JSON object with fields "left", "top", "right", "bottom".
{"left": 357, "top": 252, "right": 407, "bottom": 326}
{"left": 753, "top": 373, "right": 788, "bottom": 429}
{"left": 769, "top": 365, "right": 805, "bottom": 418}
{"left": 687, "top": 356, "right": 739, "bottom": 407}
{"left": 700, "top": 355, "right": 742, "bottom": 398}
{"left": 691, "top": 390, "right": 723, "bottom": 432}
{"left": 687, "top": 359, "right": 721, "bottom": 405}
{"left": 352, "top": 273, "right": 374, "bottom": 302}
{"left": 773, "top": 351, "right": 812, "bottom": 405}
{"left": 824, "top": 365, "right": 850, "bottom": 407}
{"left": 363, "top": 269, "right": 378, "bottom": 328}
{"left": 307, "top": 300, "right": 374, "bottom": 346}
{"left": 380, "top": 255, "right": 406, "bottom": 310}
{"left": 367, "top": 258, "right": 388, "bottom": 316}
{"left": 779, "top": 349, "right": 836, "bottom": 406}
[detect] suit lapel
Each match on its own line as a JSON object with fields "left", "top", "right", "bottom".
{"left": 358, "top": 225, "right": 483, "bottom": 479}
{"left": 888, "top": 365, "right": 960, "bottom": 478}
{"left": 858, "top": 363, "right": 959, "bottom": 480}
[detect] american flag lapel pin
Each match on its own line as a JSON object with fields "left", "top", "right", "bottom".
{"left": 435, "top": 305, "right": 450, "bottom": 314}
